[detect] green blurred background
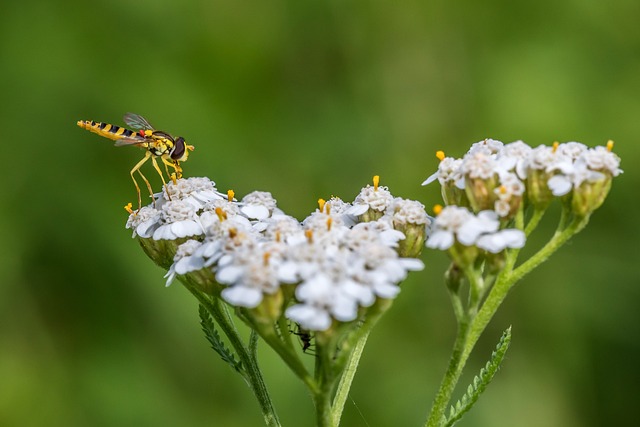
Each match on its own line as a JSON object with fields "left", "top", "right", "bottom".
{"left": 1, "top": 0, "right": 638, "bottom": 426}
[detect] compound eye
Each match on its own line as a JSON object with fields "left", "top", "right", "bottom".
{"left": 171, "top": 137, "right": 186, "bottom": 160}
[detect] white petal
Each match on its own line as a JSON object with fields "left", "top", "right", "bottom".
{"left": 372, "top": 281, "right": 401, "bottom": 299}
{"left": 330, "top": 295, "right": 359, "bottom": 322}
{"left": 174, "top": 256, "right": 205, "bottom": 275}
{"left": 379, "top": 229, "right": 406, "bottom": 247}
{"left": 171, "top": 220, "right": 203, "bottom": 238}
{"left": 426, "top": 230, "right": 454, "bottom": 250}
{"left": 241, "top": 204, "right": 270, "bottom": 220}
{"left": 399, "top": 258, "right": 425, "bottom": 271}
{"left": 346, "top": 204, "right": 370, "bottom": 216}
{"left": 548, "top": 175, "right": 572, "bottom": 196}
{"left": 221, "top": 286, "right": 263, "bottom": 308}
{"left": 286, "top": 305, "right": 332, "bottom": 331}
{"left": 277, "top": 261, "right": 299, "bottom": 283}
{"left": 153, "top": 224, "right": 176, "bottom": 240}
{"left": 136, "top": 219, "right": 159, "bottom": 238}
{"left": 421, "top": 171, "right": 439, "bottom": 186}
{"left": 341, "top": 280, "right": 375, "bottom": 306}
{"left": 164, "top": 269, "right": 176, "bottom": 287}
{"left": 216, "top": 265, "right": 244, "bottom": 284}
{"left": 476, "top": 229, "right": 525, "bottom": 253}
{"left": 497, "top": 229, "right": 526, "bottom": 249}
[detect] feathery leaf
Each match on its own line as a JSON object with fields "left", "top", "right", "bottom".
{"left": 444, "top": 326, "right": 512, "bottom": 427}
{"left": 199, "top": 305, "right": 244, "bottom": 374}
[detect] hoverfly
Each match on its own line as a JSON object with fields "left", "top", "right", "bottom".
{"left": 77, "top": 113, "right": 194, "bottom": 211}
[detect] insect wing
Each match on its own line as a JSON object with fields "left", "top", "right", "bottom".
{"left": 113, "top": 136, "right": 146, "bottom": 147}
{"left": 123, "top": 113, "right": 155, "bottom": 131}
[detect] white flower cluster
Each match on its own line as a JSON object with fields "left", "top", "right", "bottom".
{"left": 423, "top": 139, "right": 622, "bottom": 216}
{"left": 129, "top": 178, "right": 428, "bottom": 332}
{"left": 126, "top": 177, "right": 227, "bottom": 240}
{"left": 426, "top": 207, "right": 525, "bottom": 253}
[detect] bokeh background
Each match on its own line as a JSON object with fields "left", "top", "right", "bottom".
{"left": 1, "top": 0, "right": 639, "bottom": 426}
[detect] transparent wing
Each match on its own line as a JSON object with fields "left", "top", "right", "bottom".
{"left": 123, "top": 113, "right": 155, "bottom": 131}
{"left": 114, "top": 136, "right": 147, "bottom": 147}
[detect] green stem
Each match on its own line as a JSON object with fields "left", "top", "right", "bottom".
{"left": 182, "top": 282, "right": 281, "bottom": 427}
{"left": 330, "top": 330, "right": 370, "bottom": 427}
{"left": 425, "top": 319, "right": 470, "bottom": 427}
{"left": 253, "top": 320, "right": 318, "bottom": 393}
{"left": 426, "top": 215, "right": 590, "bottom": 426}
{"left": 524, "top": 207, "right": 545, "bottom": 236}
{"left": 314, "top": 336, "right": 337, "bottom": 427}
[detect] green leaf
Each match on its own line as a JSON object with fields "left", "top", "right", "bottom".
{"left": 199, "top": 305, "right": 244, "bottom": 374}
{"left": 444, "top": 326, "right": 512, "bottom": 427}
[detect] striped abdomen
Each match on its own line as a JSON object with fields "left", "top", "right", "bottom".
{"left": 77, "top": 120, "right": 142, "bottom": 141}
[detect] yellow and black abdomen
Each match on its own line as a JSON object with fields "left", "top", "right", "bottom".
{"left": 77, "top": 120, "right": 139, "bottom": 141}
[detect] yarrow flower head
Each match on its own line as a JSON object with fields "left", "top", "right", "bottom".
{"left": 423, "top": 139, "right": 622, "bottom": 218}
{"left": 130, "top": 176, "right": 427, "bottom": 333}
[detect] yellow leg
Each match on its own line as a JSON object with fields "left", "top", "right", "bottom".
{"left": 130, "top": 151, "right": 152, "bottom": 211}
{"left": 162, "top": 158, "right": 182, "bottom": 179}
{"left": 151, "top": 156, "right": 172, "bottom": 201}
{"left": 161, "top": 159, "right": 177, "bottom": 184}
{"left": 137, "top": 169, "right": 154, "bottom": 207}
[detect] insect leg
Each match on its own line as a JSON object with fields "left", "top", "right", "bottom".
{"left": 161, "top": 157, "right": 182, "bottom": 180}
{"left": 129, "top": 151, "right": 152, "bottom": 211}
{"left": 151, "top": 156, "right": 172, "bottom": 201}
{"left": 160, "top": 158, "right": 177, "bottom": 184}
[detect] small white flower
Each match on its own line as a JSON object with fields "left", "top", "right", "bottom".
{"left": 426, "top": 206, "right": 525, "bottom": 253}
{"left": 422, "top": 157, "right": 465, "bottom": 189}
{"left": 157, "top": 177, "right": 225, "bottom": 210}
{"left": 460, "top": 150, "right": 498, "bottom": 180}
{"left": 468, "top": 138, "right": 504, "bottom": 155}
{"left": 457, "top": 210, "right": 499, "bottom": 245}
{"left": 347, "top": 184, "right": 394, "bottom": 215}
{"left": 426, "top": 206, "right": 475, "bottom": 250}
{"left": 557, "top": 142, "right": 588, "bottom": 160}
{"left": 153, "top": 200, "right": 204, "bottom": 240}
{"left": 164, "top": 239, "right": 205, "bottom": 286}
{"left": 476, "top": 229, "right": 525, "bottom": 253}
{"left": 493, "top": 173, "right": 525, "bottom": 217}
{"left": 215, "top": 244, "right": 283, "bottom": 308}
{"left": 496, "top": 140, "right": 532, "bottom": 179}
{"left": 579, "top": 146, "right": 622, "bottom": 177}
{"left": 386, "top": 198, "right": 431, "bottom": 226}
{"left": 240, "top": 191, "right": 282, "bottom": 220}
{"left": 126, "top": 206, "right": 161, "bottom": 238}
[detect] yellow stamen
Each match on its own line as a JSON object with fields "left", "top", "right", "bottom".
{"left": 275, "top": 231, "right": 281, "bottom": 242}
{"left": 305, "top": 229, "right": 313, "bottom": 243}
{"left": 215, "top": 207, "right": 228, "bottom": 221}
{"left": 552, "top": 141, "right": 559, "bottom": 153}
{"left": 227, "top": 189, "right": 235, "bottom": 202}
{"left": 263, "top": 252, "right": 271, "bottom": 266}
{"left": 436, "top": 150, "right": 446, "bottom": 161}
{"left": 326, "top": 217, "right": 333, "bottom": 231}
{"left": 606, "top": 140, "right": 614, "bottom": 152}
{"left": 124, "top": 202, "right": 134, "bottom": 215}
{"left": 318, "top": 198, "right": 326, "bottom": 213}
{"left": 228, "top": 228, "right": 237, "bottom": 239}
{"left": 325, "top": 202, "right": 331, "bottom": 215}
{"left": 373, "top": 175, "right": 380, "bottom": 191}
{"left": 499, "top": 185, "right": 507, "bottom": 195}
{"left": 433, "top": 204, "right": 443, "bottom": 215}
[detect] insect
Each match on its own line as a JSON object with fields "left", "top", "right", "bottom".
{"left": 77, "top": 113, "right": 194, "bottom": 211}
{"left": 291, "top": 323, "right": 314, "bottom": 353}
